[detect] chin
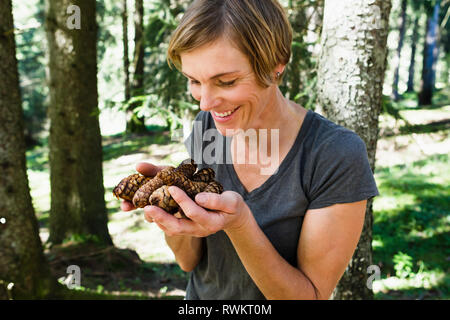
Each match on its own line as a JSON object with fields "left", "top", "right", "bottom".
{"left": 214, "top": 123, "right": 241, "bottom": 137}
{"left": 216, "top": 126, "right": 234, "bottom": 137}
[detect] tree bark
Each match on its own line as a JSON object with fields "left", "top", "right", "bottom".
{"left": 406, "top": 15, "right": 420, "bottom": 92}
{"left": 391, "top": 0, "right": 407, "bottom": 101}
{"left": 126, "top": 0, "right": 147, "bottom": 133}
{"left": 418, "top": 0, "right": 441, "bottom": 106}
{"left": 316, "top": 0, "right": 392, "bottom": 299}
{"left": 45, "top": 0, "right": 112, "bottom": 245}
{"left": 123, "top": 0, "right": 131, "bottom": 101}
{"left": 286, "top": 0, "right": 307, "bottom": 101}
{"left": 0, "top": 0, "right": 61, "bottom": 299}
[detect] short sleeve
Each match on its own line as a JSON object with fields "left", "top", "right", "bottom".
{"left": 184, "top": 111, "right": 205, "bottom": 163}
{"left": 306, "top": 132, "right": 379, "bottom": 210}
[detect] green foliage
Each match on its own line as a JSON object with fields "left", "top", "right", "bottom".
{"left": 96, "top": 0, "right": 129, "bottom": 111}
{"left": 101, "top": 124, "right": 171, "bottom": 161}
{"left": 280, "top": 0, "right": 320, "bottom": 110}
{"left": 120, "top": 94, "right": 198, "bottom": 132}
{"left": 62, "top": 234, "right": 104, "bottom": 246}
{"left": 393, "top": 251, "right": 414, "bottom": 279}
{"left": 138, "top": 0, "right": 198, "bottom": 131}
{"left": 373, "top": 152, "right": 450, "bottom": 298}
{"left": 382, "top": 95, "right": 405, "bottom": 120}
{"left": 13, "top": 0, "right": 47, "bottom": 147}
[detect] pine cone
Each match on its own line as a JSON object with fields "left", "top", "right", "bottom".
{"left": 112, "top": 174, "right": 152, "bottom": 202}
{"left": 113, "top": 159, "right": 223, "bottom": 217}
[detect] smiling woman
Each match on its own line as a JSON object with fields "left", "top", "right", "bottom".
{"left": 121, "top": 0, "right": 379, "bottom": 300}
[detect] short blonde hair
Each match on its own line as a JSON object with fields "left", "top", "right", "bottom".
{"left": 167, "top": 0, "right": 292, "bottom": 87}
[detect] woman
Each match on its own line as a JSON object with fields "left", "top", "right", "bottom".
{"left": 121, "top": 0, "right": 378, "bottom": 300}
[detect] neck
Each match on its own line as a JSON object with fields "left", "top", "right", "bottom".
{"left": 232, "top": 88, "right": 304, "bottom": 170}
{"left": 235, "top": 87, "right": 299, "bottom": 145}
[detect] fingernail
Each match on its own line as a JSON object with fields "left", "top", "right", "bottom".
{"left": 168, "top": 186, "right": 177, "bottom": 195}
{"left": 144, "top": 206, "right": 156, "bottom": 217}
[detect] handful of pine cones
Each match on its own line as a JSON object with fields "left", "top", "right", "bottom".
{"left": 113, "top": 159, "right": 223, "bottom": 217}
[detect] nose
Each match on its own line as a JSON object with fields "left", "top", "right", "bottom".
{"left": 198, "top": 86, "right": 221, "bottom": 112}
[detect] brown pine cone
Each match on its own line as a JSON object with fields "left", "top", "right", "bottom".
{"left": 132, "top": 167, "right": 175, "bottom": 208}
{"left": 192, "top": 168, "right": 215, "bottom": 182}
{"left": 175, "top": 158, "right": 197, "bottom": 178}
{"left": 157, "top": 169, "right": 209, "bottom": 198}
{"left": 113, "top": 159, "right": 224, "bottom": 216}
{"left": 203, "top": 181, "right": 224, "bottom": 194}
{"left": 149, "top": 185, "right": 179, "bottom": 214}
{"left": 112, "top": 174, "right": 152, "bottom": 202}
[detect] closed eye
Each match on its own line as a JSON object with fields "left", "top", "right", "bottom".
{"left": 187, "top": 78, "right": 236, "bottom": 87}
{"left": 218, "top": 79, "right": 236, "bottom": 87}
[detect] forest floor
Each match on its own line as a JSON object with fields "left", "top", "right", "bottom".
{"left": 27, "top": 91, "right": 449, "bottom": 300}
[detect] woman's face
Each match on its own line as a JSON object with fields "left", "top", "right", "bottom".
{"left": 180, "top": 37, "right": 275, "bottom": 136}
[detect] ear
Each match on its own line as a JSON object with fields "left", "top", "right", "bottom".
{"left": 274, "top": 63, "right": 286, "bottom": 76}
{"left": 273, "top": 64, "right": 286, "bottom": 82}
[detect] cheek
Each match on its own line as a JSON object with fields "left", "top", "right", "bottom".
{"left": 227, "top": 86, "right": 258, "bottom": 105}
{"left": 190, "top": 86, "right": 201, "bottom": 101}
{"left": 189, "top": 83, "right": 261, "bottom": 107}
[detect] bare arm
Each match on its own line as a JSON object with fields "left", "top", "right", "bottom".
{"left": 145, "top": 205, "right": 204, "bottom": 272}
{"left": 225, "top": 200, "right": 367, "bottom": 299}
{"left": 164, "top": 234, "right": 203, "bottom": 272}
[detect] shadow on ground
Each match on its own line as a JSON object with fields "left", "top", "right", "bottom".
{"left": 45, "top": 241, "right": 188, "bottom": 299}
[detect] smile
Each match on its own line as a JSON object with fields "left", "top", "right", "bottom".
{"left": 213, "top": 106, "right": 240, "bottom": 118}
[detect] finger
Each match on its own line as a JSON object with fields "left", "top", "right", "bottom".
{"left": 195, "top": 191, "right": 242, "bottom": 214}
{"left": 144, "top": 205, "right": 169, "bottom": 223}
{"left": 169, "top": 187, "right": 224, "bottom": 233}
{"left": 135, "top": 162, "right": 168, "bottom": 177}
{"left": 143, "top": 206, "right": 153, "bottom": 222}
{"left": 144, "top": 205, "right": 189, "bottom": 232}
{"left": 148, "top": 205, "right": 204, "bottom": 236}
{"left": 121, "top": 200, "right": 135, "bottom": 212}
{"left": 168, "top": 186, "right": 208, "bottom": 221}
{"left": 144, "top": 214, "right": 154, "bottom": 223}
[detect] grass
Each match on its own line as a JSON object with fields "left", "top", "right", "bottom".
{"left": 372, "top": 153, "right": 450, "bottom": 299}
{"left": 371, "top": 92, "right": 450, "bottom": 299}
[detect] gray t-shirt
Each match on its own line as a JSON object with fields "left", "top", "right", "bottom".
{"left": 183, "top": 109, "right": 379, "bottom": 300}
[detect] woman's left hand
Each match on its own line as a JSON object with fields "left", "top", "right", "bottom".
{"left": 144, "top": 186, "right": 251, "bottom": 237}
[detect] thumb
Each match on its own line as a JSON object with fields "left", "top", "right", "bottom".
{"left": 136, "top": 162, "right": 168, "bottom": 177}
{"left": 195, "top": 191, "right": 243, "bottom": 214}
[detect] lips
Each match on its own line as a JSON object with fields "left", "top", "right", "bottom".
{"left": 213, "top": 106, "right": 240, "bottom": 118}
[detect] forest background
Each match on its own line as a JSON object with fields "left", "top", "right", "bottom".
{"left": 1, "top": 0, "right": 449, "bottom": 300}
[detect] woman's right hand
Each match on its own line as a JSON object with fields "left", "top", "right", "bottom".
{"left": 119, "top": 162, "right": 168, "bottom": 213}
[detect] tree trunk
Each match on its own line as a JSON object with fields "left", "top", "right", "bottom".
{"left": 45, "top": 0, "right": 112, "bottom": 245}
{"left": 316, "top": 0, "right": 392, "bottom": 299}
{"left": 123, "top": 0, "right": 131, "bottom": 101}
{"left": 406, "top": 15, "right": 419, "bottom": 92}
{"left": 418, "top": 0, "right": 441, "bottom": 106}
{"left": 392, "top": 0, "right": 407, "bottom": 101}
{"left": 0, "top": 0, "right": 61, "bottom": 299}
{"left": 286, "top": 0, "right": 307, "bottom": 101}
{"left": 126, "top": 0, "right": 147, "bottom": 133}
